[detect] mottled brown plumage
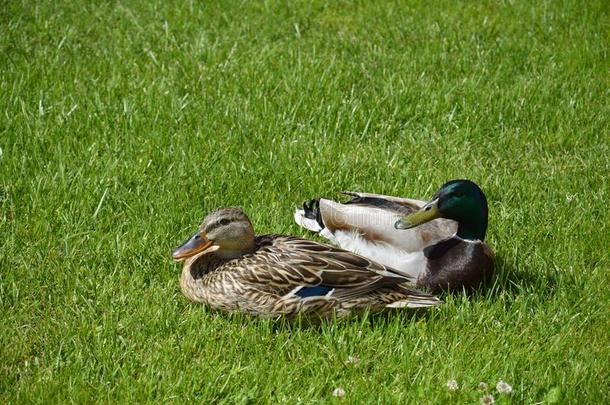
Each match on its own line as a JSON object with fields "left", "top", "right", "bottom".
{"left": 173, "top": 208, "right": 440, "bottom": 319}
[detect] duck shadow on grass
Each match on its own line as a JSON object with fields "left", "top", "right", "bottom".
{"left": 482, "top": 253, "right": 558, "bottom": 299}
{"left": 265, "top": 308, "right": 440, "bottom": 333}
{"left": 218, "top": 304, "right": 440, "bottom": 332}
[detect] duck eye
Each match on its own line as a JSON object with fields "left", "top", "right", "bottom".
{"left": 219, "top": 218, "right": 231, "bottom": 226}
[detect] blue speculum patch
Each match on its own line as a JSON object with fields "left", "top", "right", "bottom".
{"left": 295, "top": 286, "right": 333, "bottom": 298}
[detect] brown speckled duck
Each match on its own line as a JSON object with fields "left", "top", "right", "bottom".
{"left": 172, "top": 208, "right": 440, "bottom": 319}
{"left": 294, "top": 180, "right": 494, "bottom": 293}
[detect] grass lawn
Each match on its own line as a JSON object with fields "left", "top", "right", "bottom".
{"left": 1, "top": 0, "right": 608, "bottom": 402}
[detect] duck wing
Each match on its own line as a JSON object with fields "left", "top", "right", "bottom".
{"left": 245, "top": 236, "right": 415, "bottom": 290}
{"left": 260, "top": 236, "right": 440, "bottom": 307}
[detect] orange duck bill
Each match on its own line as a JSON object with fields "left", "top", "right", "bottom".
{"left": 172, "top": 231, "right": 216, "bottom": 261}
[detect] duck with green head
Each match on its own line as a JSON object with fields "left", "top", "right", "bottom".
{"left": 294, "top": 179, "right": 494, "bottom": 293}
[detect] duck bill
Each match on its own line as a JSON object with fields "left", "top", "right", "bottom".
{"left": 394, "top": 198, "right": 440, "bottom": 229}
{"left": 172, "top": 231, "right": 215, "bottom": 261}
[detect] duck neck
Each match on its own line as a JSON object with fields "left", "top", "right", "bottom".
{"left": 455, "top": 210, "right": 487, "bottom": 241}
{"left": 179, "top": 254, "right": 227, "bottom": 302}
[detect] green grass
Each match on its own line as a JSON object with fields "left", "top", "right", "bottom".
{"left": 1, "top": 0, "right": 609, "bottom": 402}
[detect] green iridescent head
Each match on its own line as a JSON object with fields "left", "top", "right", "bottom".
{"left": 394, "top": 180, "right": 488, "bottom": 241}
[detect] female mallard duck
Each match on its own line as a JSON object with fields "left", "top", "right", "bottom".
{"left": 172, "top": 208, "right": 440, "bottom": 318}
{"left": 294, "top": 179, "right": 494, "bottom": 293}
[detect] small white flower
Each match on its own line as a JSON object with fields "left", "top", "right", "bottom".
{"left": 478, "top": 382, "right": 488, "bottom": 390}
{"left": 346, "top": 356, "right": 360, "bottom": 365}
{"left": 480, "top": 394, "right": 495, "bottom": 404}
{"left": 332, "top": 388, "right": 346, "bottom": 398}
{"left": 446, "top": 379, "right": 459, "bottom": 391}
{"left": 496, "top": 380, "right": 513, "bottom": 394}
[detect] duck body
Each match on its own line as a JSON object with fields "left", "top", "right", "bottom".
{"left": 294, "top": 180, "right": 494, "bottom": 293}
{"left": 173, "top": 208, "right": 440, "bottom": 319}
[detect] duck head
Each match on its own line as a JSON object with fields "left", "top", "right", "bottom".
{"left": 172, "top": 208, "right": 256, "bottom": 262}
{"left": 394, "top": 180, "right": 488, "bottom": 241}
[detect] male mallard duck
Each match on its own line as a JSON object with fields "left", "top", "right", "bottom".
{"left": 172, "top": 208, "right": 440, "bottom": 319}
{"left": 294, "top": 179, "right": 494, "bottom": 293}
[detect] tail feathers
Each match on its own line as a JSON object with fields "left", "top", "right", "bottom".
{"left": 294, "top": 199, "right": 324, "bottom": 233}
{"left": 386, "top": 291, "right": 442, "bottom": 309}
{"left": 340, "top": 191, "right": 362, "bottom": 198}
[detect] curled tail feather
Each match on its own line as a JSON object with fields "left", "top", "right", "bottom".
{"left": 294, "top": 199, "right": 324, "bottom": 233}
